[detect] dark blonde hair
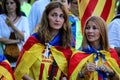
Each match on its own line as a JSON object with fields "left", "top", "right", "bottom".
{"left": 82, "top": 16, "right": 110, "bottom": 51}
{"left": 37, "top": 1, "right": 72, "bottom": 48}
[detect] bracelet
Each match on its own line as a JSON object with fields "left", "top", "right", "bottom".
{"left": 78, "top": 71, "right": 84, "bottom": 78}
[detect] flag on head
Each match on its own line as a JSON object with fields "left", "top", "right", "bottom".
{"left": 78, "top": 0, "right": 116, "bottom": 31}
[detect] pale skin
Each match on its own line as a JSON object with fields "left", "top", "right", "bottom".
{"left": 77, "top": 21, "right": 119, "bottom": 80}
{"left": 54, "top": 0, "right": 71, "bottom": 13}
{"left": 0, "top": 0, "right": 24, "bottom": 44}
{"left": 23, "top": 7, "right": 66, "bottom": 80}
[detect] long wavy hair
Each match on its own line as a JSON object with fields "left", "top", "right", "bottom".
{"left": 3, "top": 0, "right": 21, "bottom": 16}
{"left": 82, "top": 16, "right": 110, "bottom": 51}
{"left": 37, "top": 1, "right": 72, "bottom": 48}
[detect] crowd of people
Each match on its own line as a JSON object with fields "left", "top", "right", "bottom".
{"left": 0, "top": 0, "right": 120, "bottom": 80}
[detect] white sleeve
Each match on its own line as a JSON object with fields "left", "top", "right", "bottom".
{"left": 108, "top": 19, "right": 120, "bottom": 47}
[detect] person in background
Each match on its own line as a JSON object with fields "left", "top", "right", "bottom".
{"left": 0, "top": 0, "right": 30, "bottom": 68}
{"left": 0, "top": 54, "right": 15, "bottom": 80}
{"left": 68, "top": 16, "right": 120, "bottom": 80}
{"left": 53, "top": 0, "right": 83, "bottom": 49}
{"left": 70, "top": 0, "right": 79, "bottom": 17}
{"left": 108, "top": 1, "right": 120, "bottom": 58}
{"left": 14, "top": 1, "right": 73, "bottom": 80}
{"left": 20, "top": 0, "right": 31, "bottom": 17}
{"left": 28, "top": 0, "right": 51, "bottom": 34}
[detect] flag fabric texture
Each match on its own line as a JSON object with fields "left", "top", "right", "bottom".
{"left": 68, "top": 48, "right": 120, "bottom": 80}
{"left": 0, "top": 54, "right": 15, "bottom": 80}
{"left": 14, "top": 33, "right": 74, "bottom": 80}
{"left": 78, "top": 0, "right": 116, "bottom": 31}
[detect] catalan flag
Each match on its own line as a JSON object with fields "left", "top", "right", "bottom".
{"left": 78, "top": 0, "right": 116, "bottom": 31}
{"left": 0, "top": 54, "right": 15, "bottom": 80}
{"left": 68, "top": 49, "right": 120, "bottom": 80}
{"left": 14, "top": 33, "right": 72, "bottom": 80}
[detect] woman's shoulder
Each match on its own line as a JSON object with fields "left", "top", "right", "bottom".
{"left": 20, "top": 16, "right": 28, "bottom": 20}
{"left": 0, "top": 14, "right": 6, "bottom": 19}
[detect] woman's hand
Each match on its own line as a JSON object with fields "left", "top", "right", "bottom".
{"left": 82, "top": 63, "right": 97, "bottom": 75}
{"left": 99, "top": 64, "right": 113, "bottom": 73}
{"left": 5, "top": 17, "right": 24, "bottom": 40}
{"left": 5, "top": 17, "right": 14, "bottom": 27}
{"left": 77, "top": 63, "right": 97, "bottom": 79}
{"left": 99, "top": 64, "right": 119, "bottom": 80}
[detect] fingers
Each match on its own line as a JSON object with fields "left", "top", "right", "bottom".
{"left": 99, "top": 64, "right": 113, "bottom": 73}
{"left": 87, "top": 63, "right": 97, "bottom": 72}
{"left": 99, "top": 65, "right": 107, "bottom": 72}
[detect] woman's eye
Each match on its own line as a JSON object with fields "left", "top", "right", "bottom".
{"left": 85, "top": 26, "right": 90, "bottom": 29}
{"left": 93, "top": 26, "right": 98, "bottom": 29}
{"left": 60, "top": 14, "right": 64, "bottom": 18}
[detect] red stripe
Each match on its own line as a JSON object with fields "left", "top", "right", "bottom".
{"left": 48, "top": 64, "right": 59, "bottom": 79}
{"left": 54, "top": 46, "right": 72, "bottom": 62}
{"left": 100, "top": 0, "right": 112, "bottom": 21}
{"left": 81, "top": 0, "right": 98, "bottom": 31}
{"left": 68, "top": 52, "right": 89, "bottom": 78}
{"left": 39, "top": 64, "right": 44, "bottom": 80}
{"left": 54, "top": 66, "right": 58, "bottom": 76}
{"left": 0, "top": 61, "right": 15, "bottom": 80}
{"left": 98, "top": 75, "right": 102, "bottom": 80}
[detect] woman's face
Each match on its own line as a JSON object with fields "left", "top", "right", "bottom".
{"left": 6, "top": 0, "right": 16, "bottom": 13}
{"left": 48, "top": 7, "right": 65, "bottom": 31}
{"left": 85, "top": 21, "right": 100, "bottom": 45}
{"left": 70, "top": 0, "right": 79, "bottom": 16}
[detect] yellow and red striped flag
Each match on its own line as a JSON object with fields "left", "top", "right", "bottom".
{"left": 78, "top": 0, "right": 116, "bottom": 31}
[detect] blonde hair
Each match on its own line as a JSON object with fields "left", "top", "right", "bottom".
{"left": 82, "top": 16, "right": 110, "bottom": 51}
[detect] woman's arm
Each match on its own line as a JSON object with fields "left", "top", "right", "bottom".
{"left": 5, "top": 17, "right": 24, "bottom": 40}
{"left": 0, "top": 38, "right": 20, "bottom": 44}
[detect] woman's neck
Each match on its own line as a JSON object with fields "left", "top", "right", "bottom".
{"left": 7, "top": 12, "right": 16, "bottom": 17}
{"left": 90, "top": 42, "right": 99, "bottom": 50}
{"left": 50, "top": 29, "right": 59, "bottom": 37}
{"left": 7, "top": 13, "right": 17, "bottom": 22}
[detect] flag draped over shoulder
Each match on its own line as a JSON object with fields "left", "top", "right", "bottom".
{"left": 78, "top": 0, "right": 116, "bottom": 31}
{"left": 0, "top": 54, "right": 15, "bottom": 80}
{"left": 14, "top": 33, "right": 73, "bottom": 80}
{"left": 68, "top": 49, "right": 120, "bottom": 80}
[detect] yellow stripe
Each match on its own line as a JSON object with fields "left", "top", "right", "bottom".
{"left": 70, "top": 50, "right": 120, "bottom": 80}
{"left": 106, "top": 0, "right": 116, "bottom": 25}
{"left": 14, "top": 43, "right": 45, "bottom": 80}
{"left": 78, "top": 0, "right": 90, "bottom": 19}
{"left": 92, "top": 0, "right": 106, "bottom": 16}
{"left": 70, "top": 54, "right": 93, "bottom": 80}
{"left": 0, "top": 65, "right": 13, "bottom": 80}
{"left": 51, "top": 47, "right": 68, "bottom": 76}
{"left": 71, "top": 48, "right": 84, "bottom": 57}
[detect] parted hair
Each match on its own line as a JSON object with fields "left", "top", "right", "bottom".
{"left": 82, "top": 16, "right": 110, "bottom": 51}
{"left": 3, "top": 0, "right": 21, "bottom": 16}
{"left": 37, "top": 1, "right": 72, "bottom": 48}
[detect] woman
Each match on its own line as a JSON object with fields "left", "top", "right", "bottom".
{"left": 68, "top": 16, "right": 120, "bottom": 80}
{"left": 14, "top": 1, "right": 73, "bottom": 80}
{"left": 53, "top": 0, "right": 83, "bottom": 49}
{"left": 0, "top": 54, "right": 15, "bottom": 80}
{"left": 0, "top": 0, "right": 30, "bottom": 66}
